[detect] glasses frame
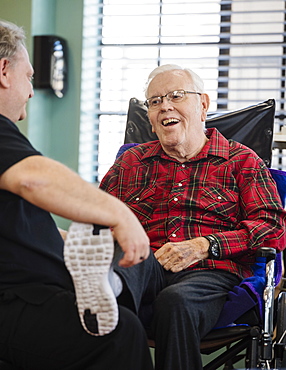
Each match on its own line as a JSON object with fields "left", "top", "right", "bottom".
{"left": 144, "top": 90, "right": 202, "bottom": 110}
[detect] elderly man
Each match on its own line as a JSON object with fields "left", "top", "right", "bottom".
{"left": 0, "top": 19, "right": 153, "bottom": 370}
{"left": 100, "top": 64, "right": 286, "bottom": 370}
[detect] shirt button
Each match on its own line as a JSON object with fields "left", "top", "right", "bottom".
{"left": 172, "top": 233, "right": 177, "bottom": 237}
{"left": 218, "top": 196, "right": 222, "bottom": 200}
{"left": 136, "top": 197, "right": 140, "bottom": 201}
{"left": 182, "top": 164, "right": 186, "bottom": 168}
{"left": 174, "top": 197, "right": 178, "bottom": 202}
{"left": 178, "top": 183, "right": 183, "bottom": 187}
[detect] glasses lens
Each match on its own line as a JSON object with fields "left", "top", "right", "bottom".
{"left": 148, "top": 97, "right": 162, "bottom": 108}
{"left": 169, "top": 90, "right": 185, "bottom": 101}
{"left": 147, "top": 90, "right": 187, "bottom": 109}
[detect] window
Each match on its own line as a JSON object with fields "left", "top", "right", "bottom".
{"left": 80, "top": 0, "right": 286, "bottom": 183}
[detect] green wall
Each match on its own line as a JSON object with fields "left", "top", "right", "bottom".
{"left": 30, "top": 0, "right": 84, "bottom": 170}
{"left": 0, "top": 0, "right": 84, "bottom": 229}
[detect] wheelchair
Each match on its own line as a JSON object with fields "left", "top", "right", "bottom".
{"left": 0, "top": 99, "right": 285, "bottom": 369}
{"left": 121, "top": 97, "right": 286, "bottom": 370}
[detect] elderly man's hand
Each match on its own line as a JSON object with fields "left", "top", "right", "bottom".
{"left": 154, "top": 237, "right": 209, "bottom": 272}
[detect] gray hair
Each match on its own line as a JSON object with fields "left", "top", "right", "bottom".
{"left": 145, "top": 64, "right": 205, "bottom": 98}
{"left": 0, "top": 20, "right": 26, "bottom": 64}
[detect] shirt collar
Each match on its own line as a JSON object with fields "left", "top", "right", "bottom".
{"left": 141, "top": 128, "right": 230, "bottom": 162}
{"left": 203, "top": 127, "right": 230, "bottom": 160}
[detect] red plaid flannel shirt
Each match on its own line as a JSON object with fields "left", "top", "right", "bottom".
{"left": 100, "top": 128, "right": 286, "bottom": 279}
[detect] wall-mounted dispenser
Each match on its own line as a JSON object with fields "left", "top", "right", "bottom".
{"left": 33, "top": 35, "right": 68, "bottom": 98}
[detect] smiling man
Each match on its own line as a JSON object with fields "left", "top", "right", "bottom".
{"left": 100, "top": 64, "right": 286, "bottom": 370}
{"left": 146, "top": 69, "right": 210, "bottom": 162}
{"left": 0, "top": 19, "right": 153, "bottom": 370}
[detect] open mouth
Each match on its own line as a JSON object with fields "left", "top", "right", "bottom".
{"left": 162, "top": 118, "right": 180, "bottom": 127}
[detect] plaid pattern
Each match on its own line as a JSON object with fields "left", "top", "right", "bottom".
{"left": 100, "top": 128, "right": 286, "bottom": 279}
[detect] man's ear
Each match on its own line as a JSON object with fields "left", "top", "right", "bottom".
{"left": 0, "top": 58, "right": 11, "bottom": 88}
{"left": 201, "top": 93, "right": 210, "bottom": 122}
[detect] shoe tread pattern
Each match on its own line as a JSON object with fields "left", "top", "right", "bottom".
{"left": 64, "top": 223, "right": 118, "bottom": 336}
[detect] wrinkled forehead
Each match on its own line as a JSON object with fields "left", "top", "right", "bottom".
{"left": 147, "top": 69, "right": 194, "bottom": 97}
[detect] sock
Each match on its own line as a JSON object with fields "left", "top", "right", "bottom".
{"left": 108, "top": 268, "right": 123, "bottom": 297}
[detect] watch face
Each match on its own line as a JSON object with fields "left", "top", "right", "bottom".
{"left": 211, "top": 245, "right": 220, "bottom": 258}
{"left": 206, "top": 236, "right": 220, "bottom": 259}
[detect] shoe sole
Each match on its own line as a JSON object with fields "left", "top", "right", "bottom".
{"left": 64, "top": 222, "right": 118, "bottom": 336}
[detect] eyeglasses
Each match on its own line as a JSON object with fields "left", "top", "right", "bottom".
{"left": 144, "top": 90, "right": 202, "bottom": 110}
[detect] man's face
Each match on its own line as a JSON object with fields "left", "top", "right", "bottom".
{"left": 147, "top": 70, "right": 209, "bottom": 153}
{"left": 7, "top": 46, "right": 34, "bottom": 122}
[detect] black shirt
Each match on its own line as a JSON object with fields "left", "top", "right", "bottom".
{"left": 0, "top": 114, "right": 73, "bottom": 301}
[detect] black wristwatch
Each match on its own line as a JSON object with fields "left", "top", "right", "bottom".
{"left": 204, "top": 235, "right": 220, "bottom": 260}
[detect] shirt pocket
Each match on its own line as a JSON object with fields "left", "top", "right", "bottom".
{"left": 199, "top": 186, "right": 239, "bottom": 224}
{"left": 123, "top": 186, "right": 158, "bottom": 220}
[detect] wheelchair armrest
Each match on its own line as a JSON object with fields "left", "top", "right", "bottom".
{"left": 256, "top": 247, "right": 276, "bottom": 262}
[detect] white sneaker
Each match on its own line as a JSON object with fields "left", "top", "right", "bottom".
{"left": 64, "top": 222, "right": 118, "bottom": 336}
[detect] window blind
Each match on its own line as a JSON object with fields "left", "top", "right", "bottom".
{"left": 80, "top": 0, "right": 286, "bottom": 183}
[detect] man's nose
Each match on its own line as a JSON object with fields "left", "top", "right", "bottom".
{"left": 29, "top": 88, "right": 34, "bottom": 99}
{"left": 160, "top": 96, "right": 174, "bottom": 110}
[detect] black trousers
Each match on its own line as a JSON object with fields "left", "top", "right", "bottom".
{"left": 114, "top": 247, "right": 240, "bottom": 370}
{"left": 0, "top": 287, "right": 153, "bottom": 370}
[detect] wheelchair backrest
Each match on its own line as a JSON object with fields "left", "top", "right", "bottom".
{"left": 124, "top": 98, "right": 275, "bottom": 168}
